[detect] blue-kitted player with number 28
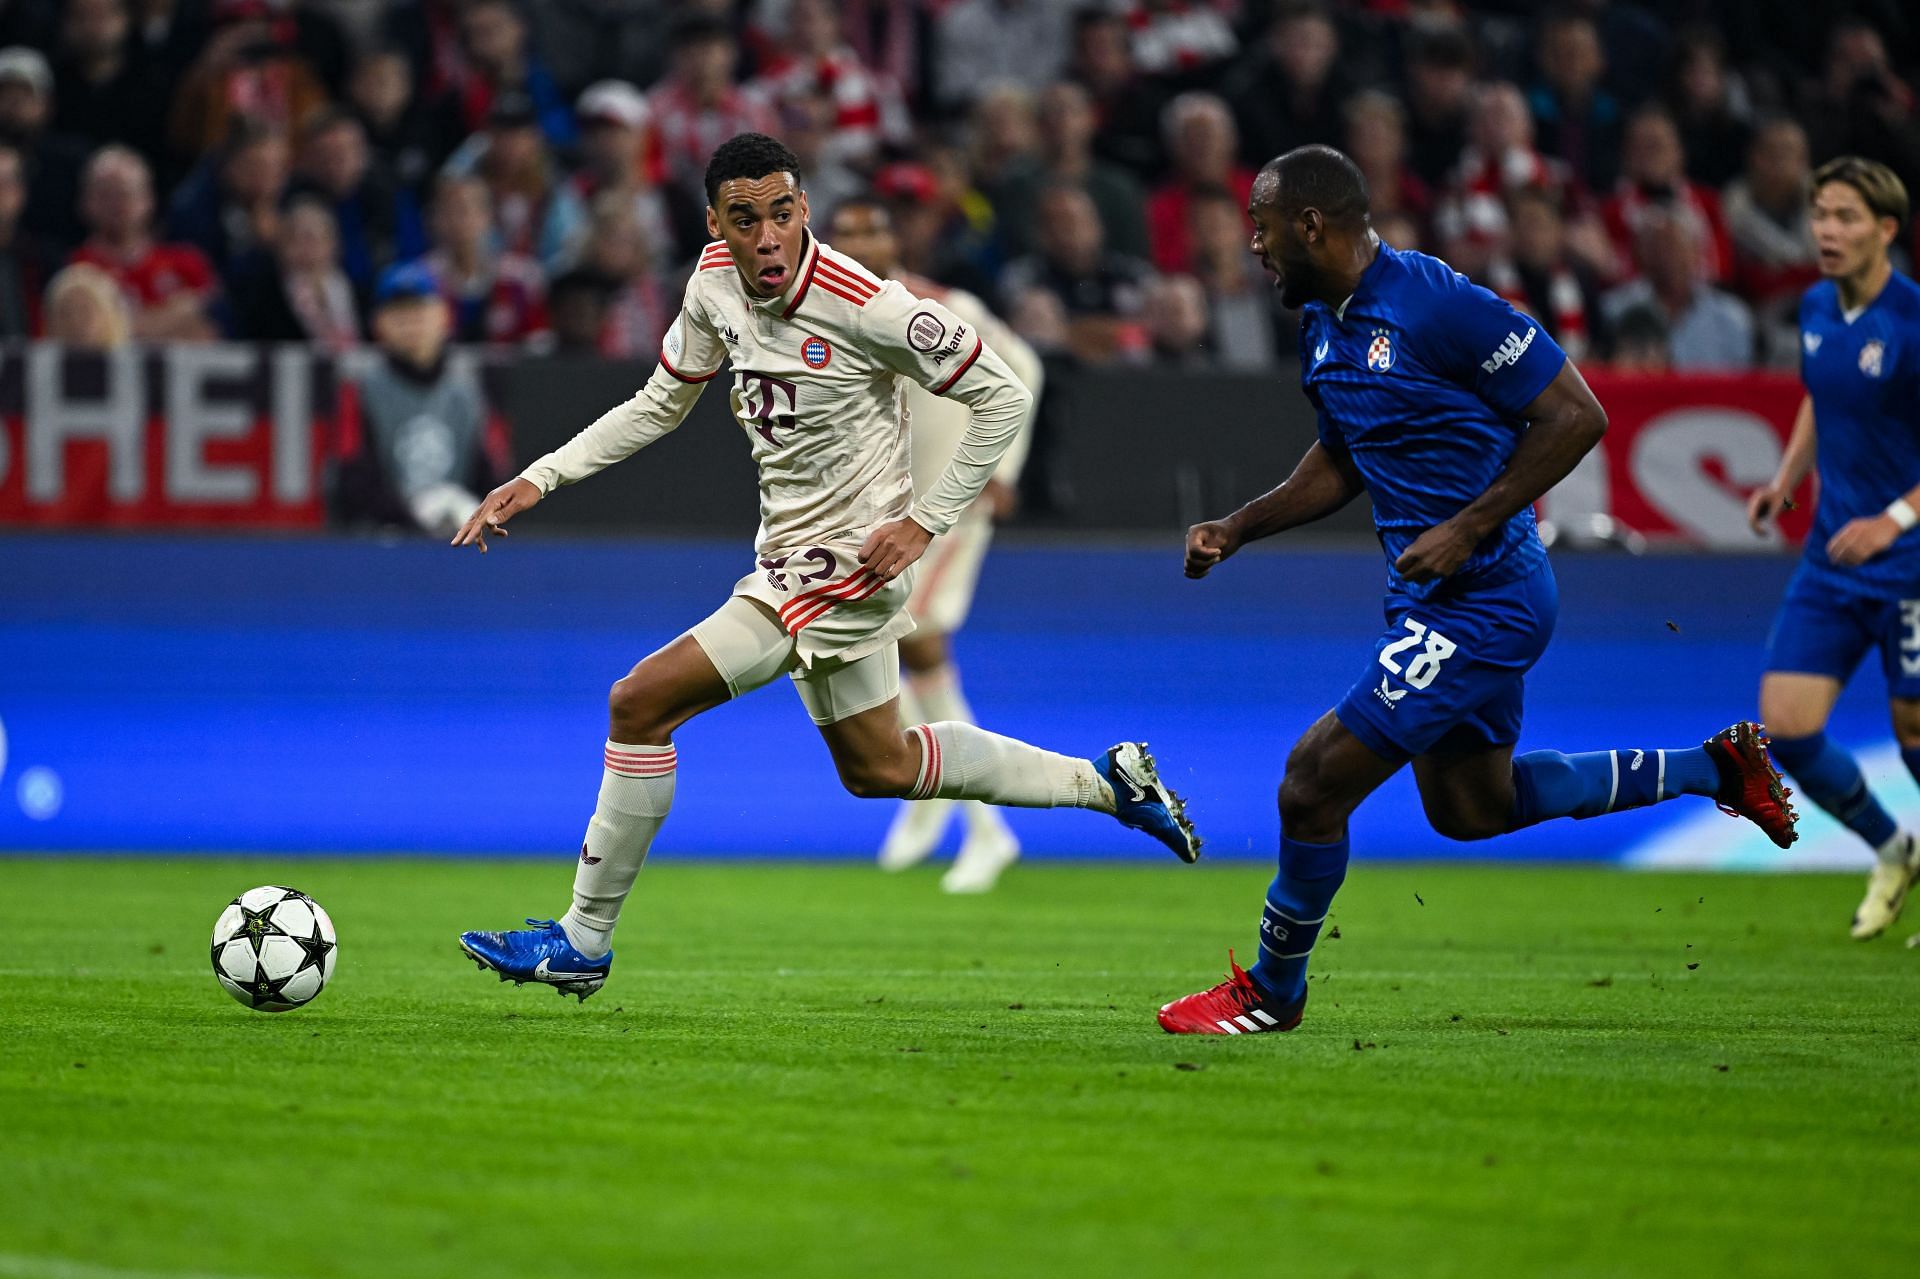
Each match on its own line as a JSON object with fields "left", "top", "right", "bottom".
{"left": 1157, "top": 146, "right": 1800, "bottom": 1036}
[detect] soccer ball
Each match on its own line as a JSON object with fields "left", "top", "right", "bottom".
{"left": 210, "top": 886, "right": 337, "bottom": 1012}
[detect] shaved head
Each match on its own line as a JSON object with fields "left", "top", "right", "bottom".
{"left": 1252, "top": 144, "right": 1371, "bottom": 228}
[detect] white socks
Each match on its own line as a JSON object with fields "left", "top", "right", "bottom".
{"left": 910, "top": 666, "right": 1016, "bottom": 839}
{"left": 559, "top": 741, "right": 676, "bottom": 958}
{"left": 905, "top": 719, "right": 1115, "bottom": 812}
{"left": 1875, "top": 829, "right": 1916, "bottom": 868}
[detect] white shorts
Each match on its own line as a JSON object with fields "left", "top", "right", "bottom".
{"left": 687, "top": 594, "right": 902, "bottom": 726}
{"left": 727, "top": 537, "right": 917, "bottom": 669}
{"left": 907, "top": 514, "right": 993, "bottom": 635}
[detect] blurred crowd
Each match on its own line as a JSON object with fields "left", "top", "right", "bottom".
{"left": 2, "top": 0, "right": 1918, "bottom": 375}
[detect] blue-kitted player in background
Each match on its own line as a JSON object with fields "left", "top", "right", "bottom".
{"left": 1158, "top": 145, "right": 1799, "bottom": 1036}
{"left": 1746, "top": 156, "right": 1920, "bottom": 943}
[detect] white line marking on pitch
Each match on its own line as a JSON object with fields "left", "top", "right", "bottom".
{"left": 0, "top": 1254, "right": 269, "bottom": 1279}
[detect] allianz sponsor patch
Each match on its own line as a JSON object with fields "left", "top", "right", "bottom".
{"left": 1481, "top": 325, "right": 1537, "bottom": 374}
{"left": 907, "top": 311, "right": 946, "bottom": 352}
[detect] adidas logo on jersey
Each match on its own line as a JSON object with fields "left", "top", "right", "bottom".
{"left": 1481, "top": 326, "right": 1537, "bottom": 374}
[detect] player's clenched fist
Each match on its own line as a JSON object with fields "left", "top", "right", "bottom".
{"left": 859, "top": 516, "right": 934, "bottom": 580}
{"left": 452, "top": 477, "right": 542, "bottom": 553}
{"left": 1185, "top": 519, "right": 1241, "bottom": 579}
{"left": 1746, "top": 484, "right": 1788, "bottom": 535}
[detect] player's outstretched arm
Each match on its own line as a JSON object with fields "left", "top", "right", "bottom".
{"left": 1185, "top": 440, "right": 1365, "bottom": 579}
{"left": 451, "top": 477, "right": 541, "bottom": 553}
{"left": 1395, "top": 359, "right": 1607, "bottom": 584}
{"left": 1749, "top": 396, "right": 1815, "bottom": 535}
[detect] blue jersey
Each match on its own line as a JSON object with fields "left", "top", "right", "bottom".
{"left": 1300, "top": 243, "right": 1567, "bottom": 601}
{"left": 1798, "top": 271, "right": 1920, "bottom": 598}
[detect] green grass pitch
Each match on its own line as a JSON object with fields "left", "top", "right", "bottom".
{"left": 3, "top": 858, "right": 1918, "bottom": 1279}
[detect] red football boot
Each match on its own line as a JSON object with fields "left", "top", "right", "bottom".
{"left": 1705, "top": 721, "right": 1799, "bottom": 849}
{"left": 1157, "top": 951, "right": 1306, "bottom": 1035}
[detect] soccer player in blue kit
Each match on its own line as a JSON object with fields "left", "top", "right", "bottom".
{"left": 1158, "top": 146, "right": 1799, "bottom": 1035}
{"left": 1746, "top": 157, "right": 1920, "bottom": 942}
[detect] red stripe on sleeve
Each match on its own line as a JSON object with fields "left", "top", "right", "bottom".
{"left": 932, "top": 337, "right": 983, "bottom": 395}
{"left": 659, "top": 350, "right": 719, "bottom": 383}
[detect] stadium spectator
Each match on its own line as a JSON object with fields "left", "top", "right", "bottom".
{"left": 1723, "top": 117, "right": 1819, "bottom": 368}
{"left": 647, "top": 13, "right": 777, "bottom": 238}
{"left": 1068, "top": 6, "right": 1164, "bottom": 181}
{"left": 1526, "top": 10, "right": 1624, "bottom": 193}
{"left": 967, "top": 84, "right": 1040, "bottom": 211}
{"left": 1145, "top": 92, "right": 1253, "bottom": 275}
{"left": 1438, "top": 82, "right": 1587, "bottom": 282}
{"left": 774, "top": 89, "right": 862, "bottom": 235}
{"left": 230, "top": 193, "right": 362, "bottom": 347}
{"left": 165, "top": 121, "right": 292, "bottom": 287}
{"left": 70, "top": 146, "right": 220, "bottom": 341}
{"left": 169, "top": 1, "right": 330, "bottom": 162}
{"left": 414, "top": 171, "right": 548, "bottom": 349}
{"left": 1602, "top": 106, "right": 1734, "bottom": 285}
{"left": 545, "top": 267, "right": 611, "bottom": 356}
{"left": 1401, "top": 23, "right": 1475, "bottom": 189}
{"left": 50, "top": 0, "right": 172, "bottom": 174}
{"left": 1606, "top": 301, "right": 1670, "bottom": 372}
{"left": 332, "top": 260, "right": 512, "bottom": 536}
{"left": 452, "top": 0, "right": 574, "bottom": 149}
{"left": 751, "top": 0, "right": 908, "bottom": 171}
{"left": 42, "top": 261, "right": 130, "bottom": 348}
{"left": 1001, "top": 182, "right": 1151, "bottom": 366}
{"left": 568, "top": 80, "right": 677, "bottom": 272}
{"left": 1143, "top": 272, "right": 1211, "bottom": 368}
{"left": 574, "top": 190, "right": 669, "bottom": 360}
{"left": 1120, "top": 0, "right": 1238, "bottom": 81}
{"left": 876, "top": 151, "right": 1001, "bottom": 304}
{"left": 1801, "top": 19, "right": 1920, "bottom": 200}
{"left": 934, "top": 0, "right": 1072, "bottom": 114}
{"left": 0, "top": 141, "right": 57, "bottom": 337}
{"left": 1186, "top": 183, "right": 1281, "bottom": 370}
{"left": 996, "top": 81, "right": 1149, "bottom": 262}
{"left": 444, "top": 91, "right": 586, "bottom": 274}
{"left": 1344, "top": 89, "right": 1432, "bottom": 243}
{"left": 347, "top": 44, "right": 461, "bottom": 197}
{"left": 1223, "top": 2, "right": 1350, "bottom": 168}
{"left": 0, "top": 46, "right": 88, "bottom": 252}
{"left": 1602, "top": 208, "right": 1753, "bottom": 371}
{"left": 380, "top": 0, "right": 474, "bottom": 108}
{"left": 1486, "top": 186, "right": 1606, "bottom": 362}
{"left": 293, "top": 108, "right": 427, "bottom": 292}
{"left": 1667, "top": 27, "right": 1754, "bottom": 190}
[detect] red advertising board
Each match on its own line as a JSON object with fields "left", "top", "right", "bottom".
{"left": 0, "top": 345, "right": 335, "bottom": 527}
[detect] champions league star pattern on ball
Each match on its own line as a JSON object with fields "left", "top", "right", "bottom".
{"left": 210, "top": 886, "right": 337, "bottom": 1013}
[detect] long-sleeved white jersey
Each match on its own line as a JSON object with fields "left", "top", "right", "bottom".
{"left": 892, "top": 270, "right": 1042, "bottom": 500}
{"left": 519, "top": 231, "right": 1033, "bottom": 557}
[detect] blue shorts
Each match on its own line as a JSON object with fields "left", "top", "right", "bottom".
{"left": 1765, "top": 566, "right": 1920, "bottom": 698}
{"left": 1335, "top": 562, "right": 1560, "bottom": 764}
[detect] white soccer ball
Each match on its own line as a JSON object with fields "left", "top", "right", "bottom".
{"left": 210, "top": 885, "right": 337, "bottom": 1012}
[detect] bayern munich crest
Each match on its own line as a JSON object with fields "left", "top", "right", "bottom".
{"left": 1367, "top": 331, "right": 1395, "bottom": 372}
{"left": 801, "top": 335, "right": 831, "bottom": 369}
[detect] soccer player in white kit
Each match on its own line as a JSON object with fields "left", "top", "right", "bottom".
{"left": 830, "top": 195, "right": 1042, "bottom": 893}
{"left": 451, "top": 135, "right": 1199, "bottom": 1001}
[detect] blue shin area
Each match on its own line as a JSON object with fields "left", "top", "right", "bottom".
{"left": 0, "top": 533, "right": 1899, "bottom": 859}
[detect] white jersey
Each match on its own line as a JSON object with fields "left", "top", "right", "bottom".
{"left": 519, "top": 232, "right": 1031, "bottom": 560}
{"left": 893, "top": 271, "right": 1042, "bottom": 500}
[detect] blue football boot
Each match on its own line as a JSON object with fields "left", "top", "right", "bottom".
{"left": 1095, "top": 742, "right": 1201, "bottom": 863}
{"left": 458, "top": 918, "right": 611, "bottom": 1002}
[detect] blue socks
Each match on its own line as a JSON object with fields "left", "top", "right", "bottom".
{"left": 1248, "top": 834, "right": 1348, "bottom": 1004}
{"left": 1509, "top": 746, "right": 1722, "bottom": 829}
{"left": 1771, "top": 733, "right": 1898, "bottom": 851}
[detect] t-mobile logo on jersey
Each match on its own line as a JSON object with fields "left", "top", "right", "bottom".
{"left": 733, "top": 371, "right": 798, "bottom": 446}
{"left": 1481, "top": 326, "right": 1537, "bottom": 375}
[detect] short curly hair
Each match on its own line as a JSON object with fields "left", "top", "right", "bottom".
{"left": 704, "top": 133, "right": 804, "bottom": 207}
